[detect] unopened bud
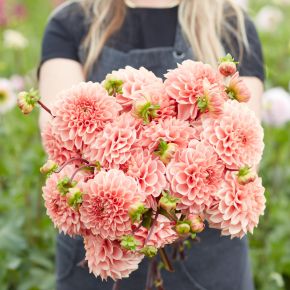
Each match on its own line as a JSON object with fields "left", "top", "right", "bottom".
{"left": 133, "top": 97, "right": 160, "bottom": 124}
{"left": 17, "top": 89, "right": 40, "bottom": 114}
{"left": 128, "top": 202, "right": 147, "bottom": 223}
{"left": 155, "top": 139, "right": 178, "bottom": 165}
{"left": 67, "top": 187, "right": 83, "bottom": 209}
{"left": 158, "top": 191, "right": 178, "bottom": 212}
{"left": 40, "top": 160, "right": 58, "bottom": 175}
{"left": 103, "top": 76, "right": 123, "bottom": 96}
{"left": 120, "top": 235, "right": 139, "bottom": 251}
{"left": 218, "top": 54, "right": 238, "bottom": 77}
{"left": 188, "top": 214, "right": 205, "bottom": 233}
{"left": 175, "top": 222, "right": 191, "bottom": 235}
{"left": 57, "top": 177, "right": 77, "bottom": 196}
{"left": 237, "top": 166, "right": 256, "bottom": 185}
{"left": 140, "top": 245, "right": 158, "bottom": 257}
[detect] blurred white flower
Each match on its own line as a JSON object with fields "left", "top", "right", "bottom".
{"left": 3, "top": 29, "right": 28, "bottom": 50}
{"left": 274, "top": 0, "right": 290, "bottom": 5}
{"left": 262, "top": 87, "right": 290, "bottom": 127}
{"left": 0, "top": 79, "right": 17, "bottom": 114}
{"left": 235, "top": 0, "right": 248, "bottom": 10}
{"left": 255, "top": 5, "right": 284, "bottom": 33}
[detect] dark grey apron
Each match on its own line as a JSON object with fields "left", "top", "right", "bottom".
{"left": 55, "top": 24, "right": 255, "bottom": 290}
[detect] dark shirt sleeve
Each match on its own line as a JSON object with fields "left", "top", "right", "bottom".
{"left": 223, "top": 14, "right": 265, "bottom": 82}
{"left": 40, "top": 2, "right": 86, "bottom": 66}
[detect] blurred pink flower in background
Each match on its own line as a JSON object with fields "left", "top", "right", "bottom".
{"left": 262, "top": 87, "right": 290, "bottom": 127}
{"left": 255, "top": 5, "right": 284, "bottom": 32}
{"left": 10, "top": 74, "right": 25, "bottom": 91}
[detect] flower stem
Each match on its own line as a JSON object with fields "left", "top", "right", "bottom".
{"left": 70, "top": 164, "right": 96, "bottom": 182}
{"left": 226, "top": 167, "right": 239, "bottom": 172}
{"left": 112, "top": 280, "right": 120, "bottom": 290}
{"left": 144, "top": 212, "right": 159, "bottom": 245}
{"left": 145, "top": 259, "right": 154, "bottom": 290}
{"left": 37, "top": 100, "right": 54, "bottom": 117}
{"left": 55, "top": 158, "right": 90, "bottom": 173}
{"left": 159, "top": 248, "right": 174, "bottom": 272}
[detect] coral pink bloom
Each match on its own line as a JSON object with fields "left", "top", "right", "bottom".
{"left": 84, "top": 235, "right": 143, "bottom": 280}
{"left": 164, "top": 60, "right": 221, "bottom": 121}
{"left": 42, "top": 122, "right": 81, "bottom": 165}
{"left": 84, "top": 113, "right": 138, "bottom": 169}
{"left": 134, "top": 215, "right": 178, "bottom": 248}
{"left": 51, "top": 82, "right": 122, "bottom": 150}
{"left": 166, "top": 141, "right": 225, "bottom": 214}
{"left": 201, "top": 100, "right": 264, "bottom": 168}
{"left": 124, "top": 148, "right": 167, "bottom": 197}
{"left": 42, "top": 165, "right": 87, "bottom": 236}
{"left": 80, "top": 170, "right": 142, "bottom": 240}
{"left": 138, "top": 117, "right": 196, "bottom": 153}
{"left": 105, "top": 66, "right": 163, "bottom": 111}
{"left": 226, "top": 72, "right": 251, "bottom": 102}
{"left": 207, "top": 171, "right": 266, "bottom": 239}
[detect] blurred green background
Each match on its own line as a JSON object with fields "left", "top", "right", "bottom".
{"left": 0, "top": 0, "right": 290, "bottom": 289}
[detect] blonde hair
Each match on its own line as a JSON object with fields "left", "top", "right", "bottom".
{"left": 80, "top": 0, "right": 248, "bottom": 76}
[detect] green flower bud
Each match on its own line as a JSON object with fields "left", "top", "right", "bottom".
{"left": 120, "top": 235, "right": 139, "bottom": 251}
{"left": 128, "top": 202, "right": 147, "bottom": 223}
{"left": 140, "top": 245, "right": 158, "bottom": 258}
{"left": 158, "top": 191, "right": 179, "bottom": 212}
{"left": 57, "top": 177, "right": 77, "bottom": 196}
{"left": 17, "top": 89, "right": 40, "bottom": 115}
{"left": 40, "top": 160, "right": 58, "bottom": 175}
{"left": 175, "top": 222, "right": 191, "bottom": 235}
{"left": 237, "top": 166, "right": 256, "bottom": 185}
{"left": 103, "top": 76, "right": 123, "bottom": 96}
{"left": 67, "top": 187, "right": 83, "bottom": 210}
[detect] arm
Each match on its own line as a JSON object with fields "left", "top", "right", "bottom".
{"left": 240, "top": 76, "right": 264, "bottom": 120}
{"left": 38, "top": 58, "right": 85, "bottom": 130}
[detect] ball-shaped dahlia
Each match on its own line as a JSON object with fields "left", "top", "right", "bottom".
{"left": 84, "top": 235, "right": 143, "bottom": 281}
{"left": 133, "top": 215, "right": 178, "bottom": 249}
{"left": 206, "top": 171, "right": 266, "bottom": 238}
{"left": 166, "top": 141, "right": 225, "bottom": 214}
{"left": 105, "top": 66, "right": 163, "bottom": 111}
{"left": 124, "top": 148, "right": 167, "bottom": 197}
{"left": 42, "top": 122, "right": 81, "bottom": 165}
{"left": 83, "top": 113, "right": 139, "bottom": 169}
{"left": 80, "top": 169, "right": 142, "bottom": 240}
{"left": 164, "top": 60, "right": 222, "bottom": 121}
{"left": 42, "top": 165, "right": 87, "bottom": 236}
{"left": 201, "top": 100, "right": 264, "bottom": 169}
{"left": 138, "top": 117, "right": 196, "bottom": 153}
{"left": 51, "top": 82, "right": 122, "bottom": 150}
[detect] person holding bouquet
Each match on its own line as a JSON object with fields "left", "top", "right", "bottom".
{"left": 38, "top": 0, "right": 265, "bottom": 289}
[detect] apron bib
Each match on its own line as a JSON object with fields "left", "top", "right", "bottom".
{"left": 55, "top": 23, "right": 255, "bottom": 290}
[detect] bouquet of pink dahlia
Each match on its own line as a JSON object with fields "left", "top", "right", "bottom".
{"left": 18, "top": 54, "right": 265, "bottom": 288}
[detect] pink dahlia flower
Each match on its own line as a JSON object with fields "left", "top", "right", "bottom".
{"left": 207, "top": 172, "right": 266, "bottom": 238}
{"left": 166, "top": 141, "right": 225, "bottom": 214}
{"left": 80, "top": 169, "right": 142, "bottom": 240}
{"left": 201, "top": 100, "right": 264, "bottom": 168}
{"left": 84, "top": 235, "right": 143, "bottom": 280}
{"left": 42, "top": 122, "right": 81, "bottom": 165}
{"left": 138, "top": 117, "right": 196, "bottom": 153}
{"left": 105, "top": 66, "right": 163, "bottom": 111}
{"left": 134, "top": 215, "right": 178, "bottom": 248}
{"left": 42, "top": 165, "right": 87, "bottom": 236}
{"left": 124, "top": 148, "right": 167, "bottom": 197}
{"left": 51, "top": 82, "right": 122, "bottom": 150}
{"left": 164, "top": 60, "right": 221, "bottom": 121}
{"left": 226, "top": 72, "right": 251, "bottom": 103}
{"left": 84, "top": 113, "right": 138, "bottom": 169}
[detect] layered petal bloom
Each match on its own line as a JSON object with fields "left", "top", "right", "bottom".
{"left": 201, "top": 100, "right": 264, "bottom": 168}
{"left": 42, "top": 165, "right": 87, "bottom": 236}
{"left": 166, "top": 141, "right": 225, "bottom": 214}
{"left": 138, "top": 117, "right": 196, "bottom": 153}
{"left": 105, "top": 66, "right": 163, "bottom": 111}
{"left": 226, "top": 72, "right": 251, "bottom": 103}
{"left": 42, "top": 122, "right": 81, "bottom": 165}
{"left": 124, "top": 148, "right": 167, "bottom": 197}
{"left": 84, "top": 235, "right": 143, "bottom": 281}
{"left": 134, "top": 215, "right": 178, "bottom": 248}
{"left": 51, "top": 82, "right": 122, "bottom": 150}
{"left": 164, "top": 60, "right": 221, "bottom": 121}
{"left": 84, "top": 113, "right": 139, "bottom": 168}
{"left": 206, "top": 171, "right": 266, "bottom": 238}
{"left": 80, "top": 169, "right": 142, "bottom": 240}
